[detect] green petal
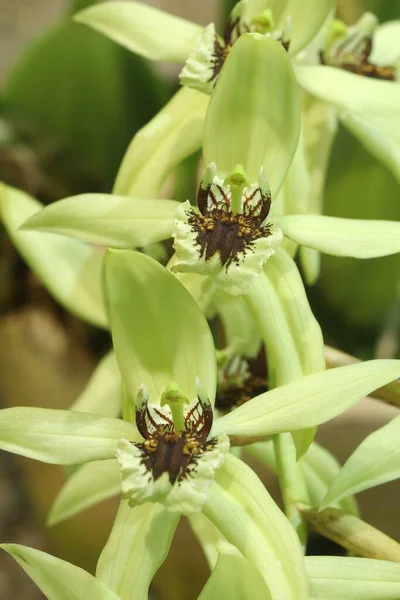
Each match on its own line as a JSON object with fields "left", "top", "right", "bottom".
{"left": 203, "top": 34, "right": 300, "bottom": 194}
{"left": 0, "top": 184, "right": 106, "bottom": 327}
{"left": 321, "top": 415, "right": 400, "bottom": 509}
{"left": 96, "top": 500, "right": 179, "bottom": 600}
{"left": 283, "top": 0, "right": 334, "bottom": 56}
{"left": 306, "top": 556, "right": 400, "bottom": 600}
{"left": 0, "top": 407, "right": 138, "bottom": 464}
{"left": 0, "top": 544, "right": 121, "bottom": 600}
{"left": 104, "top": 250, "right": 217, "bottom": 403}
{"left": 48, "top": 459, "right": 120, "bottom": 526}
{"left": 213, "top": 360, "right": 400, "bottom": 438}
{"left": 22, "top": 194, "right": 179, "bottom": 248}
{"left": 114, "top": 87, "right": 208, "bottom": 197}
{"left": 74, "top": 1, "right": 202, "bottom": 62}
{"left": 198, "top": 550, "right": 271, "bottom": 600}
{"left": 371, "top": 20, "right": 400, "bottom": 65}
{"left": 281, "top": 214, "right": 400, "bottom": 257}
{"left": 70, "top": 352, "right": 121, "bottom": 418}
{"left": 203, "top": 453, "right": 308, "bottom": 600}
{"left": 296, "top": 65, "right": 400, "bottom": 116}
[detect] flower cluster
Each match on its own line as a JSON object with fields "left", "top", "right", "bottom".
{"left": 1, "top": 1, "right": 400, "bottom": 599}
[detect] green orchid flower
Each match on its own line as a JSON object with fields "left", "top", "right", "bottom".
{"left": 296, "top": 13, "right": 400, "bottom": 186}
{"left": 74, "top": 0, "right": 334, "bottom": 93}
{"left": 20, "top": 34, "right": 400, "bottom": 300}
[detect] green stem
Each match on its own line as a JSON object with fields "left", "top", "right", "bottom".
{"left": 273, "top": 433, "right": 310, "bottom": 551}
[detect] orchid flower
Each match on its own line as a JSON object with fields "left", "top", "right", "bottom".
{"left": 1, "top": 250, "right": 399, "bottom": 597}
{"left": 19, "top": 34, "right": 400, "bottom": 300}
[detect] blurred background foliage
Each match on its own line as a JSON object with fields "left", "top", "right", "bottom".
{"left": 0, "top": 1, "right": 399, "bottom": 599}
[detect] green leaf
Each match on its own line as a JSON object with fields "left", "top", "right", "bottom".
{"left": 104, "top": 250, "right": 217, "bottom": 403}
{"left": 114, "top": 87, "right": 208, "bottom": 197}
{"left": 203, "top": 454, "right": 308, "bottom": 600}
{"left": 48, "top": 459, "right": 120, "bottom": 526}
{"left": 213, "top": 360, "right": 400, "bottom": 438}
{"left": 22, "top": 194, "right": 178, "bottom": 248}
{"left": 0, "top": 544, "right": 121, "bottom": 600}
{"left": 75, "top": 1, "right": 202, "bottom": 62}
{"left": 203, "top": 34, "right": 300, "bottom": 194}
{"left": 0, "top": 407, "right": 138, "bottom": 464}
{"left": 306, "top": 556, "right": 400, "bottom": 600}
{"left": 321, "top": 415, "right": 400, "bottom": 509}
{"left": 198, "top": 550, "right": 271, "bottom": 600}
{"left": 70, "top": 352, "right": 121, "bottom": 418}
{"left": 281, "top": 214, "right": 400, "bottom": 258}
{"left": 96, "top": 500, "right": 179, "bottom": 600}
{"left": 0, "top": 183, "right": 106, "bottom": 327}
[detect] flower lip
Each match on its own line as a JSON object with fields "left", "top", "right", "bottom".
{"left": 190, "top": 165, "right": 273, "bottom": 271}
{"left": 320, "top": 15, "right": 397, "bottom": 81}
{"left": 134, "top": 384, "right": 214, "bottom": 485}
{"left": 215, "top": 354, "right": 268, "bottom": 413}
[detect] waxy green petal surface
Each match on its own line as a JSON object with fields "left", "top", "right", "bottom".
{"left": 0, "top": 407, "right": 138, "bottom": 464}
{"left": 0, "top": 544, "right": 121, "bottom": 600}
{"left": 104, "top": 250, "right": 217, "bottom": 403}
{"left": 371, "top": 20, "right": 400, "bottom": 65}
{"left": 70, "top": 352, "right": 121, "bottom": 418}
{"left": 114, "top": 87, "right": 208, "bottom": 197}
{"left": 216, "top": 292, "right": 261, "bottom": 358}
{"left": 306, "top": 556, "right": 400, "bottom": 600}
{"left": 281, "top": 215, "right": 400, "bottom": 258}
{"left": 0, "top": 184, "right": 106, "bottom": 327}
{"left": 203, "top": 34, "right": 300, "bottom": 194}
{"left": 23, "top": 194, "right": 179, "bottom": 248}
{"left": 283, "top": 0, "right": 334, "bottom": 56}
{"left": 49, "top": 459, "right": 120, "bottom": 526}
{"left": 296, "top": 65, "right": 400, "bottom": 117}
{"left": 96, "top": 500, "right": 179, "bottom": 600}
{"left": 321, "top": 415, "right": 400, "bottom": 509}
{"left": 213, "top": 360, "right": 400, "bottom": 438}
{"left": 198, "top": 550, "right": 270, "bottom": 600}
{"left": 203, "top": 454, "right": 308, "bottom": 600}
{"left": 75, "top": 1, "right": 202, "bottom": 62}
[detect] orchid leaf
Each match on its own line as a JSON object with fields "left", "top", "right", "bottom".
{"left": 0, "top": 544, "right": 121, "bottom": 600}
{"left": 306, "top": 556, "right": 400, "bottom": 600}
{"left": 281, "top": 215, "right": 400, "bottom": 258}
{"left": 96, "top": 500, "right": 179, "bottom": 600}
{"left": 203, "top": 34, "right": 300, "bottom": 194}
{"left": 70, "top": 352, "right": 121, "bottom": 418}
{"left": 0, "top": 407, "right": 138, "bottom": 464}
{"left": 74, "top": 1, "right": 202, "bottom": 62}
{"left": 48, "top": 459, "right": 120, "bottom": 526}
{"left": 22, "top": 194, "right": 179, "bottom": 248}
{"left": 0, "top": 184, "right": 106, "bottom": 327}
{"left": 203, "top": 453, "right": 308, "bottom": 600}
{"left": 213, "top": 360, "right": 400, "bottom": 439}
{"left": 114, "top": 87, "right": 208, "bottom": 197}
{"left": 104, "top": 250, "right": 216, "bottom": 403}
{"left": 321, "top": 415, "right": 400, "bottom": 509}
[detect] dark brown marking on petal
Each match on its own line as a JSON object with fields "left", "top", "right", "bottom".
{"left": 187, "top": 203, "right": 273, "bottom": 270}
